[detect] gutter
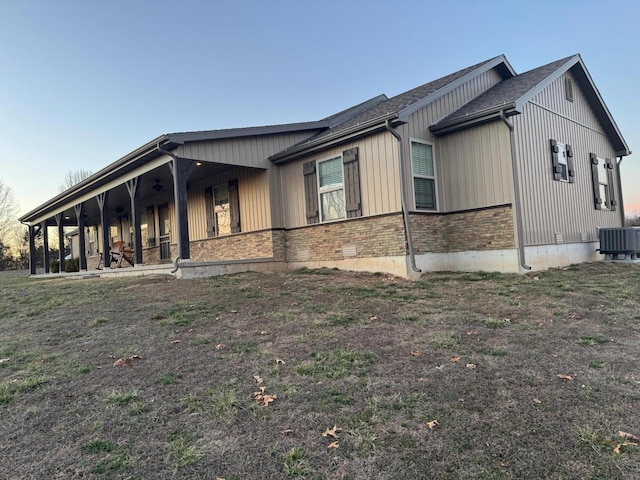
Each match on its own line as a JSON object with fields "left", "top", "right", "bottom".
{"left": 500, "top": 110, "right": 531, "bottom": 271}
{"left": 430, "top": 103, "right": 517, "bottom": 136}
{"left": 270, "top": 113, "right": 399, "bottom": 164}
{"left": 616, "top": 156, "right": 626, "bottom": 226}
{"left": 385, "top": 119, "right": 421, "bottom": 274}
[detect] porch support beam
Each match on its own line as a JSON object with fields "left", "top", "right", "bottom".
{"left": 167, "top": 157, "right": 195, "bottom": 261}
{"left": 96, "top": 192, "right": 110, "bottom": 268}
{"left": 40, "top": 221, "right": 50, "bottom": 273}
{"left": 74, "top": 203, "right": 87, "bottom": 271}
{"left": 125, "top": 177, "right": 143, "bottom": 265}
{"left": 29, "top": 225, "right": 38, "bottom": 275}
{"left": 55, "top": 213, "right": 65, "bottom": 272}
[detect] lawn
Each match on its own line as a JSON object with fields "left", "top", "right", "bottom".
{"left": 0, "top": 262, "right": 639, "bottom": 479}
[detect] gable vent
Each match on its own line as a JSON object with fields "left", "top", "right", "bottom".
{"left": 565, "top": 77, "right": 574, "bottom": 102}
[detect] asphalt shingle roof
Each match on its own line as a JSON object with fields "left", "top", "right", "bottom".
{"left": 434, "top": 56, "right": 575, "bottom": 126}
{"left": 308, "top": 56, "right": 504, "bottom": 142}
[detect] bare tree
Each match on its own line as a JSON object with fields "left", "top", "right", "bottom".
{"left": 58, "top": 169, "right": 93, "bottom": 193}
{"left": 0, "top": 179, "right": 20, "bottom": 250}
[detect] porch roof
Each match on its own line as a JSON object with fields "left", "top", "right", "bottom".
{"left": 19, "top": 121, "right": 328, "bottom": 225}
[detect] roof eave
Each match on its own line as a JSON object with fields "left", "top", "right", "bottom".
{"left": 430, "top": 104, "right": 517, "bottom": 136}
{"left": 269, "top": 113, "right": 400, "bottom": 164}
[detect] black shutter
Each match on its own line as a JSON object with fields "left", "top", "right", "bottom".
{"left": 590, "top": 153, "right": 602, "bottom": 210}
{"left": 566, "top": 144, "right": 575, "bottom": 183}
{"left": 204, "top": 186, "right": 215, "bottom": 237}
{"left": 550, "top": 139, "right": 561, "bottom": 181}
{"left": 343, "top": 147, "right": 362, "bottom": 218}
{"left": 605, "top": 158, "right": 616, "bottom": 211}
{"left": 303, "top": 161, "right": 319, "bottom": 224}
{"left": 228, "top": 179, "right": 241, "bottom": 233}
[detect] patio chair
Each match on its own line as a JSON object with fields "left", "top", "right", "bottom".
{"left": 109, "top": 241, "right": 134, "bottom": 268}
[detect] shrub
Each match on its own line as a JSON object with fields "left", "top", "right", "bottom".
{"left": 65, "top": 257, "right": 79, "bottom": 272}
{"left": 50, "top": 259, "right": 60, "bottom": 273}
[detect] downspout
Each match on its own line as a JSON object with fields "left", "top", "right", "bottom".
{"left": 616, "top": 156, "right": 626, "bottom": 226}
{"left": 385, "top": 119, "right": 421, "bottom": 273}
{"left": 156, "top": 143, "right": 182, "bottom": 273}
{"left": 500, "top": 110, "right": 531, "bottom": 271}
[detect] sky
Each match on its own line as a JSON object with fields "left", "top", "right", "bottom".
{"left": 1, "top": 0, "right": 639, "bottom": 218}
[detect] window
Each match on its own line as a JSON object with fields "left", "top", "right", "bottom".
{"left": 302, "top": 148, "right": 361, "bottom": 224}
{"left": 590, "top": 153, "right": 616, "bottom": 211}
{"left": 205, "top": 180, "right": 241, "bottom": 236}
{"left": 550, "top": 139, "right": 574, "bottom": 183}
{"left": 318, "top": 156, "right": 346, "bottom": 221}
{"left": 214, "top": 184, "right": 231, "bottom": 236}
{"left": 411, "top": 140, "right": 436, "bottom": 210}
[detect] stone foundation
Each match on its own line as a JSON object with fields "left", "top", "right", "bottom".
{"left": 190, "top": 229, "right": 283, "bottom": 262}
{"left": 411, "top": 205, "right": 515, "bottom": 253}
{"left": 284, "top": 214, "right": 407, "bottom": 262}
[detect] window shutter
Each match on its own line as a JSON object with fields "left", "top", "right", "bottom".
{"left": 605, "top": 158, "right": 616, "bottom": 211}
{"left": 342, "top": 147, "right": 362, "bottom": 218}
{"left": 566, "top": 144, "right": 575, "bottom": 183}
{"left": 204, "top": 186, "right": 215, "bottom": 237}
{"left": 228, "top": 180, "right": 241, "bottom": 233}
{"left": 303, "top": 161, "right": 319, "bottom": 224}
{"left": 550, "top": 139, "right": 561, "bottom": 181}
{"left": 590, "top": 153, "right": 602, "bottom": 210}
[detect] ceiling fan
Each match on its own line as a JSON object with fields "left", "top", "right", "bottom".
{"left": 152, "top": 179, "right": 164, "bottom": 192}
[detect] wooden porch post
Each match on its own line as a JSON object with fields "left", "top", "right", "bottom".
{"left": 55, "top": 214, "right": 65, "bottom": 272}
{"left": 97, "top": 192, "right": 110, "bottom": 268}
{"left": 126, "top": 178, "right": 143, "bottom": 266}
{"left": 40, "top": 221, "right": 50, "bottom": 273}
{"left": 169, "top": 158, "right": 196, "bottom": 261}
{"left": 29, "top": 225, "right": 38, "bottom": 275}
{"left": 74, "top": 203, "right": 87, "bottom": 271}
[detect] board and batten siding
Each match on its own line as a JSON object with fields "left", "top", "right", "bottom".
{"left": 279, "top": 132, "right": 401, "bottom": 229}
{"left": 513, "top": 71, "right": 621, "bottom": 246}
{"left": 176, "top": 132, "right": 314, "bottom": 168}
{"left": 399, "top": 67, "right": 504, "bottom": 212}
{"left": 185, "top": 167, "right": 271, "bottom": 241}
{"left": 437, "top": 121, "right": 514, "bottom": 212}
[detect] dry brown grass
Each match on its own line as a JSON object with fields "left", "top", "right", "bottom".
{"left": 1, "top": 262, "right": 639, "bottom": 479}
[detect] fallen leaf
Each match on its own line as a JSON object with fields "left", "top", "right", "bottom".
{"left": 327, "top": 441, "right": 339, "bottom": 449}
{"left": 427, "top": 420, "right": 439, "bottom": 429}
{"left": 260, "top": 330, "right": 268, "bottom": 335}
{"left": 216, "top": 343, "right": 225, "bottom": 349}
{"left": 410, "top": 351, "right": 422, "bottom": 357}
{"left": 369, "top": 316, "right": 377, "bottom": 321}
{"left": 253, "top": 386, "right": 266, "bottom": 397}
{"left": 275, "top": 358, "right": 285, "bottom": 365}
{"left": 614, "top": 442, "right": 638, "bottom": 454}
{"left": 557, "top": 374, "right": 573, "bottom": 381}
{"left": 533, "top": 398, "right": 542, "bottom": 404}
{"left": 230, "top": 310, "right": 238, "bottom": 314}
{"left": 450, "top": 356, "right": 461, "bottom": 363}
{"left": 466, "top": 330, "right": 478, "bottom": 336}
{"left": 322, "top": 425, "right": 342, "bottom": 438}
{"left": 171, "top": 340, "right": 181, "bottom": 344}
{"left": 123, "top": 357, "right": 132, "bottom": 366}
{"left": 131, "top": 354, "right": 142, "bottom": 359}
{"left": 435, "top": 364, "right": 445, "bottom": 370}
{"left": 281, "top": 429, "right": 294, "bottom": 435}
{"left": 0, "top": 358, "right": 9, "bottom": 363}
{"left": 113, "top": 358, "right": 125, "bottom": 367}
{"left": 253, "top": 375, "right": 263, "bottom": 384}
{"left": 500, "top": 462, "right": 510, "bottom": 467}
{"left": 260, "top": 394, "right": 277, "bottom": 406}
{"left": 418, "top": 377, "right": 428, "bottom": 382}
{"left": 466, "top": 363, "right": 476, "bottom": 370}
{"left": 619, "top": 431, "right": 640, "bottom": 442}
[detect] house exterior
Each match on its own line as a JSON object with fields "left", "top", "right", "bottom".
{"left": 18, "top": 54, "right": 630, "bottom": 279}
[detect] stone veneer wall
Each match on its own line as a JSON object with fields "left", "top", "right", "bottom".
{"left": 284, "top": 214, "right": 407, "bottom": 262}
{"left": 410, "top": 205, "right": 515, "bottom": 253}
{"left": 189, "top": 229, "right": 283, "bottom": 262}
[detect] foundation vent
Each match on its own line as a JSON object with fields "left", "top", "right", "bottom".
{"left": 341, "top": 244, "right": 357, "bottom": 258}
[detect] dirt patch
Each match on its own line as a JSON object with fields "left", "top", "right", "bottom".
{"left": 1, "top": 262, "right": 639, "bottom": 479}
